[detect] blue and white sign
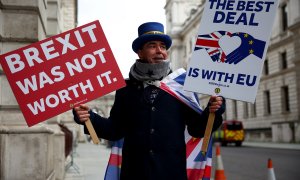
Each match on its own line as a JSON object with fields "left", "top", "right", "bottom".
{"left": 183, "top": 0, "right": 279, "bottom": 103}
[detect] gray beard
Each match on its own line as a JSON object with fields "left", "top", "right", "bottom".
{"left": 130, "top": 59, "right": 171, "bottom": 82}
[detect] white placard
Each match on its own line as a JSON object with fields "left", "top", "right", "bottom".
{"left": 183, "top": 0, "right": 279, "bottom": 103}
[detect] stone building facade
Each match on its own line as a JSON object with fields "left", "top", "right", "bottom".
{"left": 165, "top": 0, "right": 300, "bottom": 143}
{"left": 0, "top": 0, "right": 78, "bottom": 179}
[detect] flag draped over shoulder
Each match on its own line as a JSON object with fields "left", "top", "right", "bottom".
{"left": 160, "top": 68, "right": 202, "bottom": 114}
{"left": 160, "top": 68, "right": 213, "bottom": 180}
{"left": 104, "top": 68, "right": 213, "bottom": 180}
{"left": 185, "top": 132, "right": 213, "bottom": 180}
{"left": 104, "top": 139, "right": 123, "bottom": 180}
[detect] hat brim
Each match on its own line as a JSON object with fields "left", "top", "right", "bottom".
{"left": 132, "top": 34, "right": 172, "bottom": 53}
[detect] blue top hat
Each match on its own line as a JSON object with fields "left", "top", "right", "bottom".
{"left": 132, "top": 22, "right": 172, "bottom": 53}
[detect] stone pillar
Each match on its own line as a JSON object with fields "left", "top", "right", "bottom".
{"left": 0, "top": 0, "right": 47, "bottom": 125}
{"left": 0, "top": 1, "right": 78, "bottom": 179}
{"left": 0, "top": 125, "right": 55, "bottom": 180}
{"left": 0, "top": 1, "right": 58, "bottom": 179}
{"left": 47, "top": 124, "right": 66, "bottom": 180}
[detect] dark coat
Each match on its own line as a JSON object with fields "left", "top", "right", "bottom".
{"left": 75, "top": 77, "right": 224, "bottom": 180}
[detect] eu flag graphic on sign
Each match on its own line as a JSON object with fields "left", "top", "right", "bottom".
{"left": 225, "top": 32, "right": 266, "bottom": 64}
{"left": 195, "top": 31, "right": 266, "bottom": 65}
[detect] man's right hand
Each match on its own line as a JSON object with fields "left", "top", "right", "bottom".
{"left": 73, "top": 104, "right": 90, "bottom": 123}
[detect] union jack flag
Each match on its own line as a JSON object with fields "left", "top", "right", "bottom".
{"left": 104, "top": 69, "right": 213, "bottom": 180}
{"left": 195, "top": 31, "right": 232, "bottom": 63}
{"left": 186, "top": 131, "right": 213, "bottom": 180}
{"left": 104, "top": 139, "right": 123, "bottom": 180}
{"left": 160, "top": 68, "right": 202, "bottom": 114}
{"left": 161, "top": 68, "right": 212, "bottom": 180}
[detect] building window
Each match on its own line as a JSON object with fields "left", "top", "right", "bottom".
{"left": 281, "top": 4, "right": 288, "bottom": 31}
{"left": 223, "top": 109, "right": 227, "bottom": 120}
{"left": 281, "top": 51, "right": 287, "bottom": 69}
{"left": 243, "top": 102, "right": 249, "bottom": 118}
{"left": 250, "top": 102, "right": 256, "bottom": 117}
{"left": 281, "top": 86, "right": 290, "bottom": 112}
{"left": 264, "top": 58, "right": 269, "bottom": 75}
{"left": 251, "top": 102, "right": 257, "bottom": 117}
{"left": 264, "top": 90, "right": 271, "bottom": 115}
{"left": 233, "top": 100, "right": 237, "bottom": 119}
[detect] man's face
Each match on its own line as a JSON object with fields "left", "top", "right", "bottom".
{"left": 137, "top": 41, "right": 168, "bottom": 64}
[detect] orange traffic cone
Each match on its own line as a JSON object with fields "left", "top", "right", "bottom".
{"left": 214, "top": 145, "right": 226, "bottom": 180}
{"left": 267, "top": 158, "right": 276, "bottom": 180}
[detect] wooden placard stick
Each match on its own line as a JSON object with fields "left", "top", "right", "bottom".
{"left": 201, "top": 112, "right": 215, "bottom": 154}
{"left": 85, "top": 118, "right": 100, "bottom": 144}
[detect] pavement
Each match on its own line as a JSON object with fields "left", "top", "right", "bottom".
{"left": 64, "top": 141, "right": 111, "bottom": 180}
{"left": 243, "top": 141, "right": 300, "bottom": 150}
{"left": 64, "top": 141, "right": 300, "bottom": 180}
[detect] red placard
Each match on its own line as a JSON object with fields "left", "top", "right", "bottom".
{"left": 0, "top": 20, "right": 126, "bottom": 126}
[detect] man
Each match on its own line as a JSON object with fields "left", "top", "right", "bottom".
{"left": 73, "top": 22, "right": 225, "bottom": 180}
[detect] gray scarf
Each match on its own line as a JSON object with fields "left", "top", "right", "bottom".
{"left": 130, "top": 59, "right": 171, "bottom": 83}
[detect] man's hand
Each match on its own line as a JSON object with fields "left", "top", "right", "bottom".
{"left": 208, "top": 96, "right": 223, "bottom": 113}
{"left": 74, "top": 104, "right": 90, "bottom": 123}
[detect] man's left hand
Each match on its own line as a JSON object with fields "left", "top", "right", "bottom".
{"left": 209, "top": 96, "right": 224, "bottom": 113}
